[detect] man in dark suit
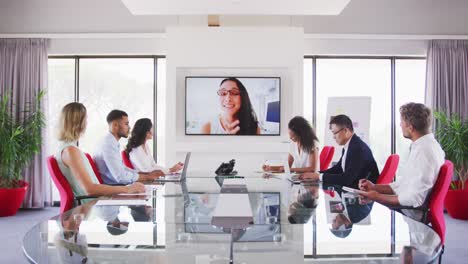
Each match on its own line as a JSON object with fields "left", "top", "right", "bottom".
{"left": 301, "top": 115, "right": 379, "bottom": 188}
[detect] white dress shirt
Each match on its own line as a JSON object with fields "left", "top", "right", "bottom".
{"left": 319, "top": 137, "right": 352, "bottom": 181}
{"left": 390, "top": 133, "right": 445, "bottom": 220}
{"left": 94, "top": 132, "right": 138, "bottom": 185}
{"left": 129, "top": 144, "right": 168, "bottom": 174}
{"left": 341, "top": 137, "right": 352, "bottom": 172}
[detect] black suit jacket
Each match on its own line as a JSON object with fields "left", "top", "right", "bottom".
{"left": 320, "top": 134, "right": 379, "bottom": 188}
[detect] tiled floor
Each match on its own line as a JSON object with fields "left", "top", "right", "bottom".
{"left": 1, "top": 207, "right": 466, "bottom": 263}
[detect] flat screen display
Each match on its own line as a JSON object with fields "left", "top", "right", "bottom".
{"left": 185, "top": 77, "right": 281, "bottom": 135}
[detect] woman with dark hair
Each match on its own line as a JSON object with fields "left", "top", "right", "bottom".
{"left": 126, "top": 118, "right": 183, "bottom": 174}
{"left": 201, "top": 77, "right": 260, "bottom": 135}
{"left": 264, "top": 116, "right": 319, "bottom": 173}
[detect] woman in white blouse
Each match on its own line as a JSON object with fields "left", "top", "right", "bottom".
{"left": 264, "top": 116, "right": 319, "bottom": 173}
{"left": 125, "top": 118, "right": 183, "bottom": 174}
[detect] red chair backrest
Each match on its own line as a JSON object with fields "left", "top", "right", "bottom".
{"left": 428, "top": 160, "right": 453, "bottom": 245}
{"left": 377, "top": 154, "right": 400, "bottom": 184}
{"left": 47, "top": 155, "right": 74, "bottom": 214}
{"left": 320, "top": 146, "right": 335, "bottom": 171}
{"left": 84, "top": 153, "right": 104, "bottom": 184}
{"left": 121, "top": 150, "right": 134, "bottom": 169}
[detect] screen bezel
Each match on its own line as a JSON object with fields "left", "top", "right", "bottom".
{"left": 184, "top": 76, "right": 281, "bottom": 136}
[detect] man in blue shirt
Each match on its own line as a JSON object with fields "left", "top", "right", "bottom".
{"left": 94, "top": 110, "right": 163, "bottom": 185}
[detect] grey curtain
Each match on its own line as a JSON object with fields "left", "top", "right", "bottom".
{"left": 425, "top": 40, "right": 468, "bottom": 120}
{"left": 0, "top": 38, "right": 51, "bottom": 208}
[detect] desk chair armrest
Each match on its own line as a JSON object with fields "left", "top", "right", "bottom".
{"left": 389, "top": 205, "right": 426, "bottom": 211}
{"left": 389, "top": 205, "right": 429, "bottom": 223}
{"left": 75, "top": 195, "right": 99, "bottom": 205}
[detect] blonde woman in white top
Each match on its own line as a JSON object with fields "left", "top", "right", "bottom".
{"left": 55, "top": 102, "right": 144, "bottom": 201}
{"left": 126, "top": 118, "right": 183, "bottom": 174}
{"left": 263, "top": 116, "right": 319, "bottom": 173}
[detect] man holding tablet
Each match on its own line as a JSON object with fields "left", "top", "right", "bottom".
{"left": 358, "top": 103, "right": 444, "bottom": 221}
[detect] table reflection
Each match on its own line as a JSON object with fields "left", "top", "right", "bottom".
{"left": 23, "top": 176, "right": 441, "bottom": 264}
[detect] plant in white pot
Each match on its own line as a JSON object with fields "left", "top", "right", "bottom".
{"left": 434, "top": 111, "right": 468, "bottom": 220}
{"left": 0, "top": 91, "right": 44, "bottom": 217}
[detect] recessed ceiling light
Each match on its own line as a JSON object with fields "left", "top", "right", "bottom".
{"left": 121, "top": 0, "right": 351, "bottom": 16}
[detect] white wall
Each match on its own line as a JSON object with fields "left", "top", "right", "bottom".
{"left": 49, "top": 37, "right": 167, "bottom": 55}
{"left": 46, "top": 36, "right": 428, "bottom": 57}
{"left": 304, "top": 38, "right": 427, "bottom": 56}
{"left": 162, "top": 27, "right": 303, "bottom": 173}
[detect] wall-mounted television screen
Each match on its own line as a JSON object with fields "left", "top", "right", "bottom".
{"left": 185, "top": 77, "right": 281, "bottom": 135}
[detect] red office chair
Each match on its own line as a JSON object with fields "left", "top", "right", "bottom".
{"left": 319, "top": 146, "right": 335, "bottom": 171}
{"left": 392, "top": 160, "right": 453, "bottom": 263}
{"left": 47, "top": 155, "right": 96, "bottom": 214}
{"left": 84, "top": 153, "right": 104, "bottom": 184}
{"left": 428, "top": 160, "right": 453, "bottom": 263}
{"left": 377, "top": 154, "right": 400, "bottom": 184}
{"left": 121, "top": 150, "right": 134, "bottom": 169}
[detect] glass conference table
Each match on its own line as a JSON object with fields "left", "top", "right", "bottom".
{"left": 23, "top": 176, "right": 442, "bottom": 264}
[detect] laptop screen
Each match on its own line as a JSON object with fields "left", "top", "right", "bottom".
{"left": 180, "top": 152, "right": 191, "bottom": 180}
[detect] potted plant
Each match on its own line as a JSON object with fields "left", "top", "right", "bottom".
{"left": 0, "top": 91, "right": 44, "bottom": 217}
{"left": 434, "top": 111, "right": 468, "bottom": 220}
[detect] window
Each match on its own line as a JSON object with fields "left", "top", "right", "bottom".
{"left": 47, "top": 58, "right": 75, "bottom": 201}
{"left": 395, "top": 59, "right": 426, "bottom": 166}
{"left": 303, "top": 59, "right": 314, "bottom": 122}
{"left": 78, "top": 58, "right": 155, "bottom": 154}
{"left": 47, "top": 56, "right": 164, "bottom": 202}
{"left": 315, "top": 59, "right": 391, "bottom": 168}
{"left": 394, "top": 59, "right": 426, "bottom": 252}
{"left": 303, "top": 56, "right": 426, "bottom": 257}
{"left": 156, "top": 58, "right": 166, "bottom": 165}
{"left": 315, "top": 58, "right": 392, "bottom": 255}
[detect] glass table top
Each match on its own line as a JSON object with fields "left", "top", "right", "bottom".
{"left": 23, "top": 176, "right": 441, "bottom": 264}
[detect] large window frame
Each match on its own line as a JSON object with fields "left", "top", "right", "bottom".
{"left": 48, "top": 55, "right": 165, "bottom": 161}
{"left": 304, "top": 55, "right": 426, "bottom": 258}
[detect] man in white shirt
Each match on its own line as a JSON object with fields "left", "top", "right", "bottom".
{"left": 359, "top": 103, "right": 445, "bottom": 221}
{"left": 94, "top": 110, "right": 163, "bottom": 185}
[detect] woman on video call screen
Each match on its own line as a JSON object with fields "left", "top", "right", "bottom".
{"left": 186, "top": 77, "right": 280, "bottom": 135}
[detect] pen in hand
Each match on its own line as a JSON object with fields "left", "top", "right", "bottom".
{"left": 359, "top": 172, "right": 372, "bottom": 190}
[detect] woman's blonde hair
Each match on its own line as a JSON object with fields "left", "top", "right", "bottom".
{"left": 58, "top": 102, "right": 87, "bottom": 142}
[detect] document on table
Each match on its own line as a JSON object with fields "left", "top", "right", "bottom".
{"left": 95, "top": 200, "right": 148, "bottom": 206}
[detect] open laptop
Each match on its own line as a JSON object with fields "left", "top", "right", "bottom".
{"left": 154, "top": 152, "right": 191, "bottom": 183}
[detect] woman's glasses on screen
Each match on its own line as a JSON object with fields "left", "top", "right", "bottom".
{"left": 217, "top": 89, "right": 241, "bottom": 96}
